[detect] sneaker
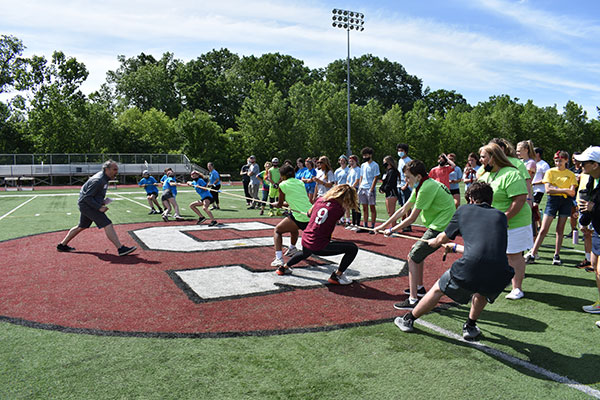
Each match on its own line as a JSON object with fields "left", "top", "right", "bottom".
{"left": 328, "top": 273, "right": 352, "bottom": 285}
{"left": 462, "top": 322, "right": 481, "bottom": 340}
{"left": 505, "top": 288, "right": 524, "bottom": 300}
{"left": 350, "top": 226, "right": 358, "bottom": 231}
{"left": 196, "top": 216, "right": 206, "bottom": 225}
{"left": 524, "top": 251, "right": 538, "bottom": 264}
{"left": 276, "top": 266, "right": 293, "bottom": 275}
{"left": 552, "top": 254, "right": 561, "bottom": 266}
{"left": 356, "top": 228, "right": 368, "bottom": 233}
{"left": 284, "top": 247, "right": 299, "bottom": 257}
{"left": 564, "top": 231, "right": 573, "bottom": 238}
{"left": 148, "top": 210, "right": 156, "bottom": 215}
{"left": 576, "top": 259, "right": 591, "bottom": 269}
{"left": 247, "top": 206, "right": 255, "bottom": 210}
{"left": 208, "top": 220, "right": 218, "bottom": 227}
{"left": 271, "top": 257, "right": 284, "bottom": 267}
{"left": 259, "top": 210, "right": 264, "bottom": 216}
{"left": 393, "top": 298, "right": 419, "bottom": 310}
{"left": 596, "top": 321, "right": 600, "bottom": 328}
{"left": 175, "top": 215, "right": 184, "bottom": 221}
{"left": 403, "top": 286, "right": 427, "bottom": 298}
{"left": 268, "top": 211, "right": 275, "bottom": 217}
{"left": 582, "top": 301, "right": 600, "bottom": 314}
{"left": 57, "top": 243, "right": 75, "bottom": 252}
{"left": 118, "top": 245, "right": 137, "bottom": 256}
{"left": 162, "top": 213, "right": 169, "bottom": 222}
{"left": 394, "top": 316, "right": 414, "bottom": 332}
{"left": 345, "top": 225, "right": 354, "bottom": 230}
{"left": 402, "top": 226, "right": 412, "bottom": 233}
{"left": 369, "top": 230, "right": 375, "bottom": 235}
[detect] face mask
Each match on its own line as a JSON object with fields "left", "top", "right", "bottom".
{"left": 438, "top": 160, "right": 446, "bottom": 167}
{"left": 398, "top": 151, "right": 405, "bottom": 158}
{"left": 412, "top": 179, "right": 420, "bottom": 190}
{"left": 484, "top": 164, "right": 493, "bottom": 172}
{"left": 363, "top": 156, "right": 371, "bottom": 162}
{"left": 383, "top": 162, "right": 388, "bottom": 169}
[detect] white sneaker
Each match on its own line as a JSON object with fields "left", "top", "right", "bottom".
{"left": 270, "top": 257, "right": 284, "bottom": 267}
{"left": 350, "top": 226, "right": 358, "bottom": 231}
{"left": 523, "top": 251, "right": 538, "bottom": 264}
{"left": 345, "top": 225, "right": 354, "bottom": 230}
{"left": 284, "top": 247, "right": 299, "bottom": 257}
{"left": 505, "top": 288, "right": 524, "bottom": 300}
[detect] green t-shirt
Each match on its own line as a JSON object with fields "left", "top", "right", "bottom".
{"left": 408, "top": 179, "right": 455, "bottom": 231}
{"left": 479, "top": 166, "right": 531, "bottom": 229}
{"left": 509, "top": 157, "right": 531, "bottom": 181}
{"left": 279, "top": 178, "right": 312, "bottom": 222}
{"left": 268, "top": 167, "right": 281, "bottom": 197}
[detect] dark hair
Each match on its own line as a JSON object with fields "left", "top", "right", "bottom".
{"left": 361, "top": 147, "right": 374, "bottom": 155}
{"left": 349, "top": 155, "right": 359, "bottom": 163}
{"left": 397, "top": 143, "right": 409, "bottom": 152}
{"left": 468, "top": 152, "right": 481, "bottom": 166}
{"left": 295, "top": 158, "right": 304, "bottom": 172}
{"left": 279, "top": 164, "right": 295, "bottom": 179}
{"left": 534, "top": 147, "right": 543, "bottom": 156}
{"left": 465, "top": 181, "right": 493, "bottom": 204}
{"left": 403, "top": 159, "right": 428, "bottom": 178}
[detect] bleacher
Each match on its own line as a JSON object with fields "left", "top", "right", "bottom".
{"left": 0, "top": 154, "right": 206, "bottom": 187}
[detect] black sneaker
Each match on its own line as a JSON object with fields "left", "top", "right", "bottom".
{"left": 356, "top": 228, "right": 369, "bottom": 233}
{"left": 576, "top": 259, "right": 591, "bottom": 269}
{"left": 118, "top": 245, "right": 137, "bottom": 256}
{"left": 196, "top": 216, "right": 206, "bottom": 225}
{"left": 208, "top": 220, "right": 218, "bottom": 227}
{"left": 403, "top": 286, "right": 427, "bottom": 297}
{"left": 394, "top": 315, "right": 414, "bottom": 332}
{"left": 462, "top": 322, "right": 481, "bottom": 340}
{"left": 552, "top": 254, "right": 562, "bottom": 266}
{"left": 148, "top": 210, "right": 155, "bottom": 215}
{"left": 393, "top": 298, "right": 419, "bottom": 310}
{"left": 57, "top": 243, "right": 75, "bottom": 252}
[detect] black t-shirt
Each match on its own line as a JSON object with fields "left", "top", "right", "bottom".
{"left": 445, "top": 203, "right": 514, "bottom": 294}
{"left": 241, "top": 164, "right": 250, "bottom": 182}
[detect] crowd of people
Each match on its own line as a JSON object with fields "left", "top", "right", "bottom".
{"left": 56, "top": 139, "right": 600, "bottom": 337}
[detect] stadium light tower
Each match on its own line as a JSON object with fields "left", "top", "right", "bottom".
{"left": 331, "top": 8, "right": 364, "bottom": 157}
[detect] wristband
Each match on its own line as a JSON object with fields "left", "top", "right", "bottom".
{"left": 386, "top": 228, "right": 393, "bottom": 236}
{"left": 452, "top": 243, "right": 457, "bottom": 253}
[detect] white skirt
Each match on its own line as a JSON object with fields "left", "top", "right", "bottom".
{"left": 507, "top": 225, "right": 534, "bottom": 254}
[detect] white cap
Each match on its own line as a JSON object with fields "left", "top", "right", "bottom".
{"left": 574, "top": 146, "right": 600, "bottom": 163}
{"left": 142, "top": 170, "right": 149, "bottom": 175}
{"left": 272, "top": 157, "right": 279, "bottom": 163}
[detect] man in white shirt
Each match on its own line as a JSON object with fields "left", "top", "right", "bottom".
{"left": 532, "top": 147, "right": 550, "bottom": 231}
{"left": 397, "top": 143, "right": 413, "bottom": 232}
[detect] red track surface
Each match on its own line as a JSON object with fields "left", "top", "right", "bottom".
{"left": 0, "top": 219, "right": 460, "bottom": 337}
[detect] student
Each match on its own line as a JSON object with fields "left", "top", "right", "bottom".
{"left": 138, "top": 170, "right": 162, "bottom": 214}
{"left": 375, "top": 159, "right": 455, "bottom": 308}
{"left": 346, "top": 155, "right": 362, "bottom": 230}
{"left": 275, "top": 184, "right": 359, "bottom": 286}
{"left": 247, "top": 155, "right": 261, "bottom": 209}
{"left": 394, "top": 182, "right": 515, "bottom": 339}
{"left": 161, "top": 168, "right": 183, "bottom": 222}
{"left": 447, "top": 153, "right": 463, "bottom": 208}
{"left": 335, "top": 155, "right": 351, "bottom": 225}
{"left": 56, "top": 160, "right": 137, "bottom": 256}
{"left": 301, "top": 159, "right": 318, "bottom": 203}
{"left": 575, "top": 147, "right": 600, "bottom": 318}
{"left": 240, "top": 158, "right": 252, "bottom": 206}
{"left": 429, "top": 153, "right": 456, "bottom": 189}
{"left": 357, "top": 147, "right": 380, "bottom": 234}
{"left": 532, "top": 147, "right": 551, "bottom": 231}
{"left": 266, "top": 158, "right": 282, "bottom": 217}
{"left": 313, "top": 156, "right": 335, "bottom": 199}
{"left": 379, "top": 155, "right": 399, "bottom": 220}
{"left": 187, "top": 170, "right": 218, "bottom": 226}
{"left": 207, "top": 162, "right": 221, "bottom": 210}
{"left": 524, "top": 151, "right": 578, "bottom": 265}
{"left": 270, "top": 164, "right": 313, "bottom": 267}
{"left": 478, "top": 143, "right": 532, "bottom": 300}
{"left": 257, "top": 161, "right": 272, "bottom": 216}
{"left": 463, "top": 152, "right": 481, "bottom": 189}
{"left": 397, "top": 143, "right": 413, "bottom": 232}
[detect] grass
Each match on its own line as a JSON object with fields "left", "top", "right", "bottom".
{"left": 1, "top": 184, "right": 599, "bottom": 399}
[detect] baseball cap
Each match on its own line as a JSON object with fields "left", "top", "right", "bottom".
{"left": 249, "top": 155, "right": 256, "bottom": 159}
{"left": 272, "top": 157, "right": 279, "bottom": 163}
{"left": 339, "top": 154, "right": 348, "bottom": 161}
{"left": 574, "top": 146, "right": 600, "bottom": 163}
{"left": 142, "top": 170, "right": 149, "bottom": 175}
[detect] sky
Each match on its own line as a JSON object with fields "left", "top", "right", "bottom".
{"left": 2, "top": 0, "right": 599, "bottom": 117}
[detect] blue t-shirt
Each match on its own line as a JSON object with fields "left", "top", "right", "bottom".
{"left": 397, "top": 156, "right": 412, "bottom": 186}
{"left": 163, "top": 176, "right": 177, "bottom": 196}
{"left": 302, "top": 168, "right": 317, "bottom": 192}
{"left": 193, "top": 178, "right": 213, "bottom": 200}
{"left": 359, "top": 161, "right": 380, "bottom": 190}
{"left": 209, "top": 170, "right": 220, "bottom": 185}
{"left": 449, "top": 166, "right": 463, "bottom": 190}
{"left": 295, "top": 167, "right": 307, "bottom": 180}
{"left": 139, "top": 176, "right": 159, "bottom": 194}
{"left": 334, "top": 166, "right": 349, "bottom": 185}
{"left": 160, "top": 174, "right": 168, "bottom": 183}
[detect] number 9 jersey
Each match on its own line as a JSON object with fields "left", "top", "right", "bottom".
{"left": 301, "top": 197, "right": 345, "bottom": 251}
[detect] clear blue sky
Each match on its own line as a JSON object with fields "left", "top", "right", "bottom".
{"left": 2, "top": 0, "right": 599, "bottom": 117}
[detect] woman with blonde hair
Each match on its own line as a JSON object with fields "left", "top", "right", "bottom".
{"left": 478, "top": 143, "right": 532, "bottom": 300}
{"left": 516, "top": 140, "right": 537, "bottom": 180}
{"left": 276, "top": 184, "right": 360, "bottom": 285}
{"left": 313, "top": 156, "right": 335, "bottom": 199}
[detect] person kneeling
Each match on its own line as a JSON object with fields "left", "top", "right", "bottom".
{"left": 394, "top": 182, "right": 515, "bottom": 340}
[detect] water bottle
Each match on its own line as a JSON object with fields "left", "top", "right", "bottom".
{"left": 573, "top": 229, "right": 579, "bottom": 245}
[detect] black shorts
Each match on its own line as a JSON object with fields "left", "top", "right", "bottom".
{"left": 533, "top": 192, "right": 544, "bottom": 204}
{"left": 203, "top": 196, "right": 214, "bottom": 204}
{"left": 450, "top": 188, "right": 460, "bottom": 196}
{"left": 290, "top": 213, "right": 309, "bottom": 230}
{"left": 384, "top": 188, "right": 399, "bottom": 199}
{"left": 78, "top": 205, "right": 112, "bottom": 229}
{"left": 161, "top": 190, "right": 174, "bottom": 202}
{"left": 147, "top": 192, "right": 158, "bottom": 198}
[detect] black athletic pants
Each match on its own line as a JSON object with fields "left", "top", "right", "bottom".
{"left": 352, "top": 209, "right": 361, "bottom": 225}
{"left": 212, "top": 184, "right": 221, "bottom": 205}
{"left": 286, "top": 241, "right": 358, "bottom": 273}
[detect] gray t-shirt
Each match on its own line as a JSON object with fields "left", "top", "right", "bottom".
{"left": 78, "top": 171, "right": 109, "bottom": 210}
{"left": 248, "top": 163, "right": 260, "bottom": 185}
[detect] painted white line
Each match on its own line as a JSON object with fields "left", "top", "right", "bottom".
{"left": 114, "top": 194, "right": 151, "bottom": 209}
{"left": 0, "top": 195, "right": 37, "bottom": 221}
{"left": 415, "top": 319, "right": 600, "bottom": 399}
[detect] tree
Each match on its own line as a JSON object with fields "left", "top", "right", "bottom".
{"left": 175, "top": 109, "right": 226, "bottom": 166}
{"left": 325, "top": 54, "right": 423, "bottom": 112}
{"left": 116, "top": 107, "right": 176, "bottom": 153}
{"left": 423, "top": 88, "right": 470, "bottom": 116}
{"left": 0, "top": 35, "right": 29, "bottom": 93}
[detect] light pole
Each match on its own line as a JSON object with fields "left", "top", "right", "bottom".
{"left": 332, "top": 8, "right": 364, "bottom": 157}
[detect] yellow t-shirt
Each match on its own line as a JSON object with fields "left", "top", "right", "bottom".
{"left": 577, "top": 174, "right": 590, "bottom": 202}
{"left": 543, "top": 168, "right": 577, "bottom": 198}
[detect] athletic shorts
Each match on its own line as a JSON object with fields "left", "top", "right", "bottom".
{"left": 544, "top": 195, "right": 573, "bottom": 218}
{"left": 398, "top": 187, "right": 412, "bottom": 206}
{"left": 408, "top": 228, "right": 441, "bottom": 264}
{"left": 450, "top": 188, "right": 460, "bottom": 196}
{"left": 506, "top": 225, "right": 533, "bottom": 254}
{"left": 146, "top": 191, "right": 158, "bottom": 198}
{"left": 384, "top": 188, "right": 399, "bottom": 199}
{"left": 358, "top": 188, "right": 376, "bottom": 205}
{"left": 78, "top": 205, "right": 112, "bottom": 229}
{"left": 290, "top": 214, "right": 309, "bottom": 230}
{"left": 592, "top": 231, "right": 600, "bottom": 256}
{"left": 202, "top": 196, "right": 214, "bottom": 205}
{"left": 533, "top": 192, "right": 544, "bottom": 204}
{"left": 261, "top": 190, "right": 269, "bottom": 202}
{"left": 438, "top": 269, "right": 502, "bottom": 305}
{"left": 161, "top": 189, "right": 174, "bottom": 202}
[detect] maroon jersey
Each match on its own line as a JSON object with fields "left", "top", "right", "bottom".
{"left": 301, "top": 197, "right": 345, "bottom": 251}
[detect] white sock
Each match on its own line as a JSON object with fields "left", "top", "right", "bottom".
{"left": 586, "top": 252, "right": 591, "bottom": 262}
{"left": 276, "top": 251, "right": 283, "bottom": 259}
{"left": 288, "top": 245, "right": 296, "bottom": 250}
{"left": 409, "top": 297, "right": 419, "bottom": 304}
{"left": 417, "top": 285, "right": 424, "bottom": 289}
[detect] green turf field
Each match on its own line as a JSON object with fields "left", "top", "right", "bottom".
{"left": 1, "top": 185, "right": 599, "bottom": 399}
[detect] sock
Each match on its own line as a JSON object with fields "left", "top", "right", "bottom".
{"left": 404, "top": 312, "right": 416, "bottom": 322}
{"left": 586, "top": 252, "right": 591, "bottom": 262}
{"left": 275, "top": 251, "right": 283, "bottom": 259}
{"left": 409, "top": 297, "right": 418, "bottom": 305}
{"left": 288, "top": 245, "right": 296, "bottom": 250}
{"left": 417, "top": 285, "right": 424, "bottom": 290}
{"left": 467, "top": 318, "right": 477, "bottom": 327}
